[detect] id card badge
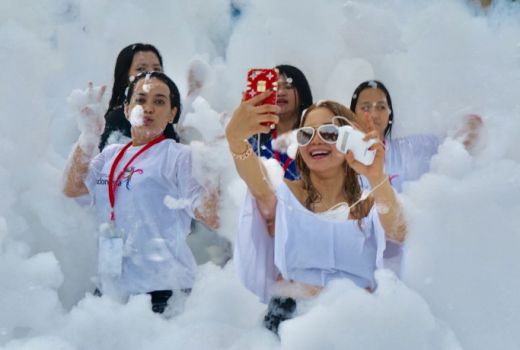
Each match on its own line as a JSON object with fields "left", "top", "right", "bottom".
{"left": 98, "top": 236, "right": 123, "bottom": 277}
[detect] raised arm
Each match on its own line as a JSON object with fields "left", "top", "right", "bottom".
{"left": 346, "top": 117, "right": 407, "bottom": 242}
{"left": 225, "top": 91, "right": 280, "bottom": 229}
{"left": 63, "top": 146, "right": 93, "bottom": 197}
{"left": 63, "top": 83, "right": 106, "bottom": 198}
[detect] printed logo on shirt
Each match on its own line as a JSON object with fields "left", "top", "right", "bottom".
{"left": 96, "top": 166, "right": 144, "bottom": 190}
{"left": 121, "top": 166, "right": 143, "bottom": 189}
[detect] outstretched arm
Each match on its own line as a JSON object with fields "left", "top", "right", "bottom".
{"left": 225, "top": 91, "right": 280, "bottom": 232}
{"left": 346, "top": 117, "right": 406, "bottom": 242}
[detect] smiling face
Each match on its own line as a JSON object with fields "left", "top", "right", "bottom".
{"left": 125, "top": 77, "right": 177, "bottom": 143}
{"left": 298, "top": 107, "right": 345, "bottom": 173}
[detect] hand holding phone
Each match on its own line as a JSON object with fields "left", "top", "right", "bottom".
{"left": 244, "top": 68, "right": 278, "bottom": 128}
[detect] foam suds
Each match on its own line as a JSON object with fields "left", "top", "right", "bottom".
{"left": 128, "top": 105, "right": 144, "bottom": 127}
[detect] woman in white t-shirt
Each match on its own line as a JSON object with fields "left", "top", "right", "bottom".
{"left": 226, "top": 98, "right": 406, "bottom": 334}
{"left": 63, "top": 71, "right": 218, "bottom": 313}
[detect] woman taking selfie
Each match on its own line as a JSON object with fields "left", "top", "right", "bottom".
{"left": 226, "top": 95, "right": 406, "bottom": 334}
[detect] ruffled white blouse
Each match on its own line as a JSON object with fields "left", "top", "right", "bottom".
{"left": 234, "top": 182, "right": 386, "bottom": 303}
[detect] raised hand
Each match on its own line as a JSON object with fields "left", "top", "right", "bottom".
{"left": 345, "top": 112, "right": 386, "bottom": 185}
{"left": 67, "top": 82, "right": 107, "bottom": 155}
{"left": 225, "top": 90, "right": 279, "bottom": 151}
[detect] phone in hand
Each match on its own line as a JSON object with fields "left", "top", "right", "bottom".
{"left": 244, "top": 68, "right": 278, "bottom": 128}
{"left": 245, "top": 68, "right": 278, "bottom": 103}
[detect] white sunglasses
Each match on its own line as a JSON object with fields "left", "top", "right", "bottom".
{"left": 295, "top": 116, "right": 354, "bottom": 146}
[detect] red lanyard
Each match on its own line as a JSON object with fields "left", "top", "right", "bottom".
{"left": 108, "top": 134, "right": 165, "bottom": 221}
{"left": 271, "top": 130, "right": 292, "bottom": 173}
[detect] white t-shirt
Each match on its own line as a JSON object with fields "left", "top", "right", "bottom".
{"left": 234, "top": 182, "right": 386, "bottom": 303}
{"left": 85, "top": 139, "right": 204, "bottom": 296}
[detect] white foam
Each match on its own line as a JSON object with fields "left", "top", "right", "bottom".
{"left": 1, "top": 0, "right": 520, "bottom": 349}
{"left": 128, "top": 105, "right": 144, "bottom": 127}
{"left": 163, "top": 195, "right": 191, "bottom": 209}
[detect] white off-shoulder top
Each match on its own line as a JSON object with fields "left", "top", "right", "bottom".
{"left": 234, "top": 182, "right": 386, "bottom": 303}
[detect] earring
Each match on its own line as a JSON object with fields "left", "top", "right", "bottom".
{"left": 388, "top": 120, "right": 393, "bottom": 124}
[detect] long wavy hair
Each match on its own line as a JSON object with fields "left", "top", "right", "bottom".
{"left": 295, "top": 100, "right": 373, "bottom": 223}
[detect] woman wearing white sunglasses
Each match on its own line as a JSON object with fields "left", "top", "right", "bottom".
{"left": 226, "top": 95, "right": 406, "bottom": 334}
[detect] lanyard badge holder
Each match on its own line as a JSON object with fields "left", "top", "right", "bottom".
{"left": 98, "top": 134, "right": 166, "bottom": 277}
{"left": 98, "top": 222, "right": 124, "bottom": 277}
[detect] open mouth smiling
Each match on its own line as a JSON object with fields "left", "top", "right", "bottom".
{"left": 309, "top": 149, "right": 331, "bottom": 159}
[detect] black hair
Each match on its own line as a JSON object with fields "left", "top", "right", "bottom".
{"left": 108, "top": 43, "right": 163, "bottom": 111}
{"left": 254, "top": 64, "right": 314, "bottom": 149}
{"left": 350, "top": 80, "right": 394, "bottom": 139}
{"left": 275, "top": 64, "right": 313, "bottom": 128}
{"left": 125, "top": 71, "right": 181, "bottom": 140}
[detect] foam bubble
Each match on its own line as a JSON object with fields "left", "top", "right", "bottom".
{"left": 128, "top": 105, "right": 144, "bottom": 127}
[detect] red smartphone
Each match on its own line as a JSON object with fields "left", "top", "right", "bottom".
{"left": 244, "top": 68, "right": 278, "bottom": 128}
{"left": 244, "top": 68, "right": 278, "bottom": 104}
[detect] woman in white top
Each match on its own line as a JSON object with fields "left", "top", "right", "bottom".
{"left": 63, "top": 71, "right": 218, "bottom": 313}
{"left": 350, "top": 80, "right": 482, "bottom": 192}
{"left": 350, "top": 80, "right": 482, "bottom": 272}
{"left": 226, "top": 97, "right": 406, "bottom": 334}
{"left": 350, "top": 80, "right": 442, "bottom": 193}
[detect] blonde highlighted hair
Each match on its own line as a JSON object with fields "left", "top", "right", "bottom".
{"left": 295, "top": 100, "right": 373, "bottom": 222}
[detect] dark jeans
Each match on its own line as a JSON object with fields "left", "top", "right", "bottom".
{"left": 263, "top": 297, "right": 297, "bottom": 335}
{"left": 94, "top": 288, "right": 191, "bottom": 314}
